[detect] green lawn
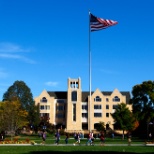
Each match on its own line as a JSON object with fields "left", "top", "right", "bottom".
{"left": 1, "top": 133, "right": 148, "bottom": 145}
{"left": 0, "top": 145, "right": 154, "bottom": 154}
{"left": 33, "top": 135, "right": 145, "bottom": 145}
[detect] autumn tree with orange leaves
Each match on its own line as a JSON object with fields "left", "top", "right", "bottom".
{"left": 0, "top": 99, "right": 28, "bottom": 134}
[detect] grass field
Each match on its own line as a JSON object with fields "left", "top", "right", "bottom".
{"left": 0, "top": 134, "right": 154, "bottom": 154}
{"left": 0, "top": 145, "right": 154, "bottom": 154}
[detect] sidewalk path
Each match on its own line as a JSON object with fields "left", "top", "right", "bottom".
{"left": 0, "top": 143, "right": 146, "bottom": 146}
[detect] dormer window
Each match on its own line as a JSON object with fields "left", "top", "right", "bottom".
{"left": 41, "top": 97, "right": 47, "bottom": 103}
{"left": 113, "top": 96, "right": 120, "bottom": 102}
{"left": 94, "top": 96, "right": 101, "bottom": 102}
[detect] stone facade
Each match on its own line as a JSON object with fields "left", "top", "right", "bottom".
{"left": 34, "top": 77, "right": 131, "bottom": 132}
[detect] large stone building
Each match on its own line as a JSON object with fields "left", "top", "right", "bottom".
{"left": 34, "top": 77, "right": 131, "bottom": 132}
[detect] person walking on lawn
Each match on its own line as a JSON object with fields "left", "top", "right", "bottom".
{"left": 55, "top": 129, "right": 60, "bottom": 145}
{"left": 65, "top": 133, "right": 69, "bottom": 144}
{"left": 41, "top": 130, "right": 46, "bottom": 145}
{"left": 100, "top": 131, "right": 105, "bottom": 146}
{"left": 73, "top": 132, "right": 80, "bottom": 145}
{"left": 86, "top": 132, "right": 93, "bottom": 146}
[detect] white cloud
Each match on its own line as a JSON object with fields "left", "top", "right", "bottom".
{"left": 0, "top": 42, "right": 30, "bottom": 52}
{"left": 0, "top": 53, "right": 36, "bottom": 64}
{"left": 0, "top": 42, "right": 36, "bottom": 64}
{"left": 45, "top": 81, "right": 59, "bottom": 87}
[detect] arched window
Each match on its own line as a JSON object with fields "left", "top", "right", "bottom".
{"left": 112, "top": 96, "right": 120, "bottom": 102}
{"left": 41, "top": 97, "right": 47, "bottom": 103}
{"left": 94, "top": 96, "right": 101, "bottom": 102}
{"left": 72, "top": 91, "right": 77, "bottom": 101}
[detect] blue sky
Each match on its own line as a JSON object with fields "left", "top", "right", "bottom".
{"left": 0, "top": 0, "right": 154, "bottom": 100}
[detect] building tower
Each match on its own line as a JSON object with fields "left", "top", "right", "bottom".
{"left": 66, "top": 77, "right": 82, "bottom": 131}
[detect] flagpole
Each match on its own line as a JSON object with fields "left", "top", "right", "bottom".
{"left": 89, "top": 10, "right": 91, "bottom": 132}
{"left": 88, "top": 12, "right": 117, "bottom": 133}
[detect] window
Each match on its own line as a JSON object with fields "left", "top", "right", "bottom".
{"left": 113, "top": 105, "right": 118, "bottom": 109}
{"left": 94, "top": 105, "right": 102, "bottom": 109}
{"left": 82, "top": 113, "right": 88, "bottom": 118}
{"left": 82, "top": 105, "right": 88, "bottom": 110}
{"left": 106, "top": 113, "right": 109, "bottom": 117}
{"left": 72, "top": 91, "right": 77, "bottom": 101}
{"left": 45, "top": 105, "right": 50, "bottom": 110}
{"left": 41, "top": 97, "right": 47, "bottom": 103}
{"left": 106, "top": 98, "right": 109, "bottom": 102}
{"left": 40, "top": 105, "right": 50, "bottom": 110}
{"left": 57, "top": 100, "right": 65, "bottom": 103}
{"left": 40, "top": 113, "right": 49, "bottom": 118}
{"left": 113, "top": 96, "right": 120, "bottom": 102}
{"left": 73, "top": 104, "right": 76, "bottom": 121}
{"left": 94, "top": 113, "right": 102, "bottom": 117}
{"left": 94, "top": 96, "right": 101, "bottom": 102}
{"left": 70, "top": 81, "right": 79, "bottom": 88}
{"left": 40, "top": 105, "right": 44, "bottom": 110}
{"left": 56, "top": 113, "right": 64, "bottom": 118}
{"left": 106, "top": 105, "right": 109, "bottom": 109}
{"left": 56, "top": 105, "right": 64, "bottom": 111}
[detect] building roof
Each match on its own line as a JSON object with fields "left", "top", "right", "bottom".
{"left": 47, "top": 91, "right": 131, "bottom": 104}
{"left": 48, "top": 91, "right": 67, "bottom": 99}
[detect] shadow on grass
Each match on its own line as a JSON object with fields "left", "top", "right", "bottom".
{"left": 29, "top": 151, "right": 154, "bottom": 154}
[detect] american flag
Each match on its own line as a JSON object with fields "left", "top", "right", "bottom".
{"left": 90, "top": 13, "right": 118, "bottom": 32}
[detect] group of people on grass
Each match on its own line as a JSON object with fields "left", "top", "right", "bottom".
{"left": 40, "top": 129, "right": 132, "bottom": 146}
{"left": 40, "top": 129, "right": 106, "bottom": 145}
{"left": 71, "top": 131, "right": 105, "bottom": 146}
{"left": 39, "top": 129, "right": 61, "bottom": 145}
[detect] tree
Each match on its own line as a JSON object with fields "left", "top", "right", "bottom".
{"left": 3, "top": 81, "right": 34, "bottom": 110}
{"left": 0, "top": 100, "right": 28, "bottom": 134}
{"left": 29, "top": 104, "right": 40, "bottom": 133}
{"left": 2, "top": 80, "right": 39, "bottom": 125}
{"left": 95, "top": 121, "right": 106, "bottom": 132}
{"left": 111, "top": 103, "right": 136, "bottom": 138}
{"left": 130, "top": 80, "right": 154, "bottom": 136}
{"left": 131, "top": 80, "right": 154, "bottom": 121}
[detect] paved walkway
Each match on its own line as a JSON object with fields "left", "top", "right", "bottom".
{"left": 0, "top": 143, "right": 146, "bottom": 146}
{"left": 39, "top": 144, "right": 145, "bottom": 146}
